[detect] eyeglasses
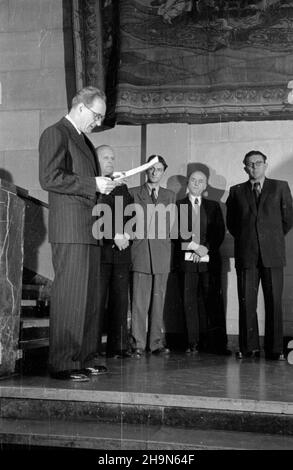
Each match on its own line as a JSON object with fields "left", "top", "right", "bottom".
{"left": 245, "top": 161, "right": 264, "bottom": 168}
{"left": 83, "top": 103, "right": 105, "bottom": 123}
{"left": 148, "top": 166, "right": 164, "bottom": 174}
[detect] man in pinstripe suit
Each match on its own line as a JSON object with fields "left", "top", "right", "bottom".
{"left": 39, "top": 87, "right": 118, "bottom": 381}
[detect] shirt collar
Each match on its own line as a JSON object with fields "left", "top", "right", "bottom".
{"left": 189, "top": 194, "right": 202, "bottom": 206}
{"left": 250, "top": 177, "right": 265, "bottom": 189}
{"left": 147, "top": 184, "right": 159, "bottom": 197}
{"left": 65, "top": 114, "right": 81, "bottom": 135}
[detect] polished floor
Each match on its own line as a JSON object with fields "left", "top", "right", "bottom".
{"left": 1, "top": 351, "right": 293, "bottom": 406}
{"left": 1, "top": 351, "right": 293, "bottom": 450}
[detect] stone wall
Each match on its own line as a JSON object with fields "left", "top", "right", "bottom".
{"left": 0, "top": 0, "right": 75, "bottom": 279}
{"left": 0, "top": 0, "right": 74, "bottom": 202}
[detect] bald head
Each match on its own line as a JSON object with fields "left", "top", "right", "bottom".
{"left": 96, "top": 145, "right": 115, "bottom": 177}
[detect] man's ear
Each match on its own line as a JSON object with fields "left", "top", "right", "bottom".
{"left": 244, "top": 166, "right": 249, "bottom": 176}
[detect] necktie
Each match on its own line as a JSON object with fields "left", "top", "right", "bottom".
{"left": 253, "top": 182, "right": 261, "bottom": 207}
{"left": 151, "top": 188, "right": 157, "bottom": 204}
{"left": 193, "top": 197, "right": 199, "bottom": 214}
{"left": 191, "top": 197, "right": 200, "bottom": 243}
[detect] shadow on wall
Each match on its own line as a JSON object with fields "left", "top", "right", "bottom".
{"left": 0, "top": 169, "right": 14, "bottom": 183}
{"left": 166, "top": 162, "right": 227, "bottom": 202}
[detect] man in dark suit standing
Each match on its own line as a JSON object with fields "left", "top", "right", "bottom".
{"left": 176, "top": 170, "right": 229, "bottom": 354}
{"left": 226, "top": 150, "right": 293, "bottom": 360}
{"left": 95, "top": 145, "right": 133, "bottom": 358}
{"left": 130, "top": 155, "right": 176, "bottom": 356}
{"left": 39, "top": 86, "right": 117, "bottom": 381}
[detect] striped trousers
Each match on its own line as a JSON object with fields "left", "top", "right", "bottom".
{"left": 49, "top": 243, "right": 101, "bottom": 373}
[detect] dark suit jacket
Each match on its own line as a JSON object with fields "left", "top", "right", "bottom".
{"left": 226, "top": 178, "right": 293, "bottom": 268}
{"left": 129, "top": 183, "right": 176, "bottom": 274}
{"left": 39, "top": 117, "right": 99, "bottom": 244}
{"left": 96, "top": 184, "right": 134, "bottom": 264}
{"left": 176, "top": 197, "right": 225, "bottom": 273}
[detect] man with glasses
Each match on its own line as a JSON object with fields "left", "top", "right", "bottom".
{"left": 130, "top": 155, "right": 176, "bottom": 356}
{"left": 39, "top": 86, "right": 118, "bottom": 381}
{"left": 226, "top": 150, "right": 293, "bottom": 361}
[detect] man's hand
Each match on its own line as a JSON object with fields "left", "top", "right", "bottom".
{"left": 114, "top": 233, "right": 129, "bottom": 251}
{"left": 186, "top": 241, "right": 199, "bottom": 252}
{"left": 195, "top": 244, "right": 209, "bottom": 257}
{"left": 95, "top": 176, "right": 116, "bottom": 194}
{"left": 192, "top": 253, "right": 201, "bottom": 263}
{"left": 112, "top": 172, "right": 127, "bottom": 186}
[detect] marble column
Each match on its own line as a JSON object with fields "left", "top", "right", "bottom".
{"left": 0, "top": 179, "right": 25, "bottom": 376}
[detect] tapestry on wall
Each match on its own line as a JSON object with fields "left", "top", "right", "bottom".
{"left": 74, "top": 0, "right": 293, "bottom": 125}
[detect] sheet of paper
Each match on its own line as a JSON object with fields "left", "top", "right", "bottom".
{"left": 184, "top": 252, "right": 209, "bottom": 262}
{"left": 112, "top": 156, "right": 159, "bottom": 180}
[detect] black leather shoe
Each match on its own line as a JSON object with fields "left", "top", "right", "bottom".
{"left": 107, "top": 350, "right": 133, "bottom": 359}
{"left": 186, "top": 344, "right": 198, "bottom": 354}
{"left": 50, "top": 370, "right": 90, "bottom": 382}
{"left": 152, "top": 347, "right": 170, "bottom": 355}
{"left": 133, "top": 348, "right": 144, "bottom": 357}
{"left": 82, "top": 365, "right": 108, "bottom": 376}
{"left": 265, "top": 352, "right": 286, "bottom": 361}
{"left": 236, "top": 350, "right": 260, "bottom": 359}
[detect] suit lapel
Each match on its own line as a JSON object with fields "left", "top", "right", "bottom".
{"left": 137, "top": 183, "right": 152, "bottom": 205}
{"left": 244, "top": 181, "right": 257, "bottom": 216}
{"left": 200, "top": 199, "right": 208, "bottom": 242}
{"left": 258, "top": 178, "right": 270, "bottom": 211}
{"left": 61, "top": 118, "right": 98, "bottom": 175}
{"left": 157, "top": 187, "right": 168, "bottom": 205}
{"left": 83, "top": 133, "right": 99, "bottom": 174}
{"left": 182, "top": 196, "right": 200, "bottom": 242}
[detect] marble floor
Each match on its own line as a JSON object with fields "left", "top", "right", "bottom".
{"left": 1, "top": 352, "right": 293, "bottom": 411}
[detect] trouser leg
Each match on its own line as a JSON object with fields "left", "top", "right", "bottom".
{"left": 107, "top": 263, "right": 130, "bottom": 353}
{"left": 204, "top": 270, "right": 228, "bottom": 352}
{"left": 49, "top": 244, "right": 100, "bottom": 372}
{"left": 96, "top": 263, "right": 112, "bottom": 354}
{"left": 236, "top": 267, "right": 260, "bottom": 354}
{"left": 261, "top": 267, "right": 284, "bottom": 355}
{"left": 79, "top": 245, "right": 103, "bottom": 365}
{"left": 149, "top": 273, "right": 169, "bottom": 352}
{"left": 131, "top": 272, "right": 152, "bottom": 350}
{"left": 183, "top": 272, "right": 200, "bottom": 346}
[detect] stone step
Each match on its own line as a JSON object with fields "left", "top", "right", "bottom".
{"left": 1, "top": 391, "right": 293, "bottom": 436}
{"left": 1, "top": 418, "right": 293, "bottom": 450}
{"left": 19, "top": 316, "right": 49, "bottom": 351}
{"left": 20, "top": 317, "right": 49, "bottom": 329}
